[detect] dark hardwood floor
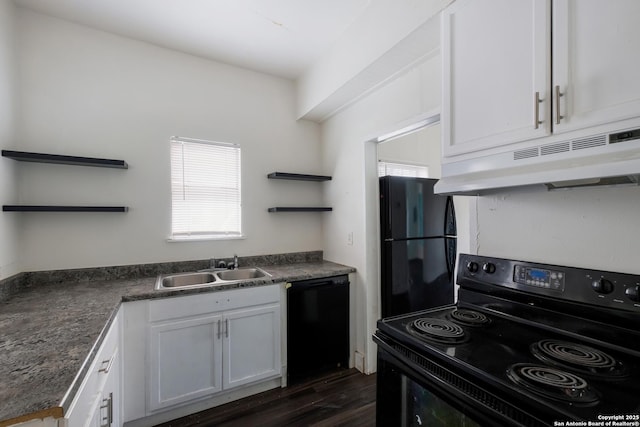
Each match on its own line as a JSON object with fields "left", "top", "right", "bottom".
{"left": 154, "top": 368, "right": 377, "bottom": 427}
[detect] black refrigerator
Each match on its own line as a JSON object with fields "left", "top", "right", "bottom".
{"left": 380, "top": 176, "right": 457, "bottom": 318}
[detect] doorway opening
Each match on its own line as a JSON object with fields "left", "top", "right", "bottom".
{"left": 374, "top": 116, "right": 457, "bottom": 319}
{"left": 364, "top": 113, "right": 473, "bottom": 338}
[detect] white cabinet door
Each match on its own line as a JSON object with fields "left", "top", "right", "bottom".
{"left": 98, "top": 348, "right": 121, "bottom": 427}
{"left": 552, "top": 0, "right": 640, "bottom": 134}
{"left": 148, "top": 314, "right": 223, "bottom": 411}
{"left": 442, "top": 0, "right": 550, "bottom": 158}
{"left": 223, "top": 304, "right": 281, "bottom": 390}
{"left": 86, "top": 395, "right": 102, "bottom": 427}
{"left": 86, "top": 349, "right": 121, "bottom": 427}
{"left": 66, "top": 313, "right": 121, "bottom": 427}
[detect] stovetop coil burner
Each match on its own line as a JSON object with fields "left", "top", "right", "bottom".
{"left": 406, "top": 317, "right": 466, "bottom": 344}
{"left": 531, "top": 339, "right": 626, "bottom": 378}
{"left": 507, "top": 364, "right": 599, "bottom": 405}
{"left": 449, "top": 309, "right": 491, "bottom": 327}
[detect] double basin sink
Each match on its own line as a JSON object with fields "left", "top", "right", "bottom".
{"left": 156, "top": 267, "right": 272, "bottom": 290}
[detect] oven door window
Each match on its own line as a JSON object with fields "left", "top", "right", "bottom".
{"left": 377, "top": 349, "right": 485, "bottom": 427}
{"left": 403, "top": 376, "right": 481, "bottom": 427}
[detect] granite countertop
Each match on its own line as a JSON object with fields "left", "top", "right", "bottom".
{"left": 0, "top": 258, "right": 355, "bottom": 426}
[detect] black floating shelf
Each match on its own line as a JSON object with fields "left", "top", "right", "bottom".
{"left": 267, "top": 172, "right": 331, "bottom": 181}
{"left": 3, "top": 205, "right": 129, "bottom": 213}
{"left": 2, "top": 150, "right": 128, "bottom": 169}
{"left": 268, "top": 207, "right": 332, "bottom": 212}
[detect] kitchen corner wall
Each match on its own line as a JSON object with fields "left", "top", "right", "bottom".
{"left": 13, "top": 8, "right": 323, "bottom": 272}
{"left": 0, "top": 1, "right": 19, "bottom": 280}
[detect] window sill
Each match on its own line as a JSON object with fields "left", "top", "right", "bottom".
{"left": 167, "top": 234, "right": 246, "bottom": 242}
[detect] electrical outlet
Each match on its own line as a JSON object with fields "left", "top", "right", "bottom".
{"left": 347, "top": 232, "right": 353, "bottom": 246}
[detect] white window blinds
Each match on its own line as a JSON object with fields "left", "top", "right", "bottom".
{"left": 378, "top": 161, "right": 429, "bottom": 178}
{"left": 170, "top": 137, "right": 242, "bottom": 239}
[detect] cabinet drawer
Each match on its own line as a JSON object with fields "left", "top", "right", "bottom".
{"left": 65, "top": 312, "right": 120, "bottom": 426}
{"left": 149, "top": 285, "right": 280, "bottom": 322}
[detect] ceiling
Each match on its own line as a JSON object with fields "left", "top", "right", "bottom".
{"left": 13, "top": 0, "right": 371, "bottom": 79}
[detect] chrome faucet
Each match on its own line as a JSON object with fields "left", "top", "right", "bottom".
{"left": 233, "top": 254, "right": 238, "bottom": 270}
{"left": 209, "top": 257, "right": 228, "bottom": 269}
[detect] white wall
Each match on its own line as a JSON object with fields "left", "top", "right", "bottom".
{"left": 14, "top": 9, "right": 323, "bottom": 272}
{"left": 320, "top": 53, "right": 474, "bottom": 373}
{"left": 475, "top": 185, "right": 640, "bottom": 273}
{"left": 0, "top": 1, "right": 20, "bottom": 280}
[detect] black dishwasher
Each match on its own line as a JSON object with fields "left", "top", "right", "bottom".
{"left": 287, "top": 275, "right": 349, "bottom": 384}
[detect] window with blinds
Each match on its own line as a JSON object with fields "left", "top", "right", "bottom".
{"left": 170, "top": 137, "right": 242, "bottom": 240}
{"left": 378, "top": 161, "right": 429, "bottom": 178}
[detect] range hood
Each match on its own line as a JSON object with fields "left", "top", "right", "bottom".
{"left": 434, "top": 127, "right": 640, "bottom": 195}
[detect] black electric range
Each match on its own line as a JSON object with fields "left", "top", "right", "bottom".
{"left": 374, "top": 254, "right": 640, "bottom": 426}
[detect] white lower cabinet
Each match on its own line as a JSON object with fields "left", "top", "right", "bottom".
{"left": 83, "top": 351, "right": 120, "bottom": 427}
{"left": 96, "top": 351, "right": 120, "bottom": 427}
{"left": 146, "top": 285, "right": 282, "bottom": 413}
{"left": 65, "top": 312, "right": 121, "bottom": 427}
{"left": 223, "top": 304, "right": 281, "bottom": 389}
{"left": 148, "top": 313, "right": 223, "bottom": 410}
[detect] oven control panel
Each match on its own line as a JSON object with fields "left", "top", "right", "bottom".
{"left": 513, "top": 265, "right": 564, "bottom": 291}
{"left": 458, "top": 253, "right": 640, "bottom": 313}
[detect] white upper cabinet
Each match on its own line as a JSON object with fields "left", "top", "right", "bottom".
{"left": 442, "top": 0, "right": 640, "bottom": 160}
{"left": 552, "top": 0, "right": 640, "bottom": 134}
{"left": 442, "top": 0, "right": 551, "bottom": 158}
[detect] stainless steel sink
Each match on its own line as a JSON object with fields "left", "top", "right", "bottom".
{"left": 155, "top": 267, "right": 271, "bottom": 290}
{"left": 215, "top": 267, "right": 270, "bottom": 281}
{"left": 158, "top": 272, "right": 217, "bottom": 289}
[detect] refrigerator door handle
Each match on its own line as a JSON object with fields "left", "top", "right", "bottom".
{"left": 444, "top": 195, "right": 457, "bottom": 277}
{"left": 446, "top": 241, "right": 453, "bottom": 276}
{"left": 444, "top": 196, "right": 457, "bottom": 236}
{"left": 445, "top": 238, "right": 457, "bottom": 277}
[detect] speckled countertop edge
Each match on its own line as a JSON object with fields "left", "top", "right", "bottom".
{"left": 0, "top": 257, "right": 355, "bottom": 425}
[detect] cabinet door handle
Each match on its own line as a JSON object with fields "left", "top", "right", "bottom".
{"left": 534, "top": 91, "right": 544, "bottom": 129}
{"left": 100, "top": 392, "right": 113, "bottom": 427}
{"left": 217, "top": 319, "right": 221, "bottom": 339}
{"left": 225, "top": 319, "right": 229, "bottom": 338}
{"left": 98, "top": 354, "right": 115, "bottom": 374}
{"left": 555, "top": 85, "right": 564, "bottom": 124}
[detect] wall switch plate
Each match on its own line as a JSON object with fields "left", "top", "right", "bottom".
{"left": 347, "top": 232, "right": 353, "bottom": 246}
